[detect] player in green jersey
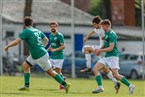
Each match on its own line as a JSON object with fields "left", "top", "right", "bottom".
{"left": 81, "top": 16, "right": 121, "bottom": 94}
{"left": 4, "top": 16, "right": 71, "bottom": 94}
{"left": 92, "top": 19, "right": 135, "bottom": 94}
{"left": 47, "top": 21, "right": 66, "bottom": 90}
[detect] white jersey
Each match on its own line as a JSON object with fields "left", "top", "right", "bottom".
{"left": 93, "top": 28, "right": 105, "bottom": 48}
{"left": 82, "top": 28, "right": 105, "bottom": 53}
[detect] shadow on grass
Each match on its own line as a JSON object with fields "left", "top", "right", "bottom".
{"left": 68, "top": 91, "right": 92, "bottom": 94}
{"left": 33, "top": 88, "right": 58, "bottom": 91}
{"left": 1, "top": 92, "right": 25, "bottom": 95}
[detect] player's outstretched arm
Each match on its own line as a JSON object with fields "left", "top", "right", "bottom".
{"left": 4, "top": 38, "right": 21, "bottom": 51}
{"left": 83, "top": 31, "right": 95, "bottom": 43}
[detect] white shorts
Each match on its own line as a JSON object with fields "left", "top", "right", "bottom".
{"left": 82, "top": 45, "right": 101, "bottom": 53}
{"left": 92, "top": 45, "right": 101, "bottom": 50}
{"left": 98, "top": 57, "right": 120, "bottom": 69}
{"left": 26, "top": 53, "right": 52, "bottom": 71}
{"left": 49, "top": 59, "right": 64, "bottom": 69}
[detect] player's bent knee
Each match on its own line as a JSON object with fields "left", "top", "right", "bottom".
{"left": 22, "top": 62, "right": 30, "bottom": 70}
{"left": 46, "top": 68, "right": 57, "bottom": 77}
{"left": 82, "top": 46, "right": 88, "bottom": 53}
{"left": 82, "top": 46, "right": 85, "bottom": 53}
{"left": 93, "top": 67, "right": 99, "bottom": 75}
{"left": 82, "top": 46, "right": 92, "bottom": 53}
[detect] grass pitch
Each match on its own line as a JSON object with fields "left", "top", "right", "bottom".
{"left": 0, "top": 76, "right": 144, "bottom": 97}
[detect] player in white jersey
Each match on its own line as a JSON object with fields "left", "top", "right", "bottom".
{"left": 81, "top": 28, "right": 104, "bottom": 72}
{"left": 80, "top": 16, "right": 104, "bottom": 73}
{"left": 80, "top": 16, "right": 121, "bottom": 94}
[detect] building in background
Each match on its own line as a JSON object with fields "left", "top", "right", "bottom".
{"left": 111, "top": 0, "right": 136, "bottom": 26}
{"left": 61, "top": 0, "right": 91, "bottom": 12}
{"left": 2, "top": 0, "right": 94, "bottom": 58}
{"left": 2, "top": 0, "right": 143, "bottom": 58}
{"left": 61, "top": 0, "right": 137, "bottom": 26}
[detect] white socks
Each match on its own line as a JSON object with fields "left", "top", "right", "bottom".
{"left": 85, "top": 54, "right": 91, "bottom": 68}
{"left": 98, "top": 86, "right": 103, "bottom": 89}
{"left": 107, "top": 71, "right": 118, "bottom": 85}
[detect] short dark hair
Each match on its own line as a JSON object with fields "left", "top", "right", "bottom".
{"left": 49, "top": 21, "right": 58, "bottom": 26}
{"left": 101, "top": 19, "right": 111, "bottom": 26}
{"left": 92, "top": 16, "right": 102, "bottom": 24}
{"left": 24, "top": 16, "right": 33, "bottom": 26}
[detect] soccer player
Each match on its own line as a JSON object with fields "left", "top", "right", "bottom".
{"left": 4, "top": 16, "right": 71, "bottom": 94}
{"left": 47, "top": 21, "right": 66, "bottom": 90}
{"left": 80, "top": 15, "right": 104, "bottom": 73}
{"left": 92, "top": 19, "right": 135, "bottom": 94}
{"left": 80, "top": 16, "right": 121, "bottom": 93}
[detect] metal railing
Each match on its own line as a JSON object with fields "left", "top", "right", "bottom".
{"left": 141, "top": 0, "right": 145, "bottom": 79}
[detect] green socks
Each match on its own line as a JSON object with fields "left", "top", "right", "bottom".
{"left": 54, "top": 74, "right": 67, "bottom": 87}
{"left": 121, "top": 77, "right": 131, "bottom": 87}
{"left": 61, "top": 75, "right": 65, "bottom": 80}
{"left": 96, "top": 75, "right": 103, "bottom": 87}
{"left": 24, "top": 73, "right": 30, "bottom": 87}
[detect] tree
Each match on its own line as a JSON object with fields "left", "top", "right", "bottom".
{"left": 22, "top": 0, "right": 32, "bottom": 56}
{"left": 87, "top": 0, "right": 103, "bottom": 17}
{"left": 87, "top": 0, "right": 111, "bottom": 20}
{"left": 24, "top": 0, "right": 32, "bottom": 17}
{"left": 102, "top": 0, "right": 111, "bottom": 20}
{"left": 135, "top": 0, "right": 145, "bottom": 26}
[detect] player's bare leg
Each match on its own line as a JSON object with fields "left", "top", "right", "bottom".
{"left": 80, "top": 46, "right": 93, "bottom": 73}
{"left": 102, "top": 67, "right": 121, "bottom": 94}
{"left": 111, "top": 69, "right": 135, "bottom": 94}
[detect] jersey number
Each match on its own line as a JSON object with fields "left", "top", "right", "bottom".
{"left": 34, "top": 32, "right": 42, "bottom": 45}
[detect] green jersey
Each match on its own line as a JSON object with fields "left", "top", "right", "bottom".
{"left": 19, "top": 27, "right": 47, "bottom": 59}
{"left": 104, "top": 29, "right": 119, "bottom": 57}
{"left": 49, "top": 32, "right": 64, "bottom": 59}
